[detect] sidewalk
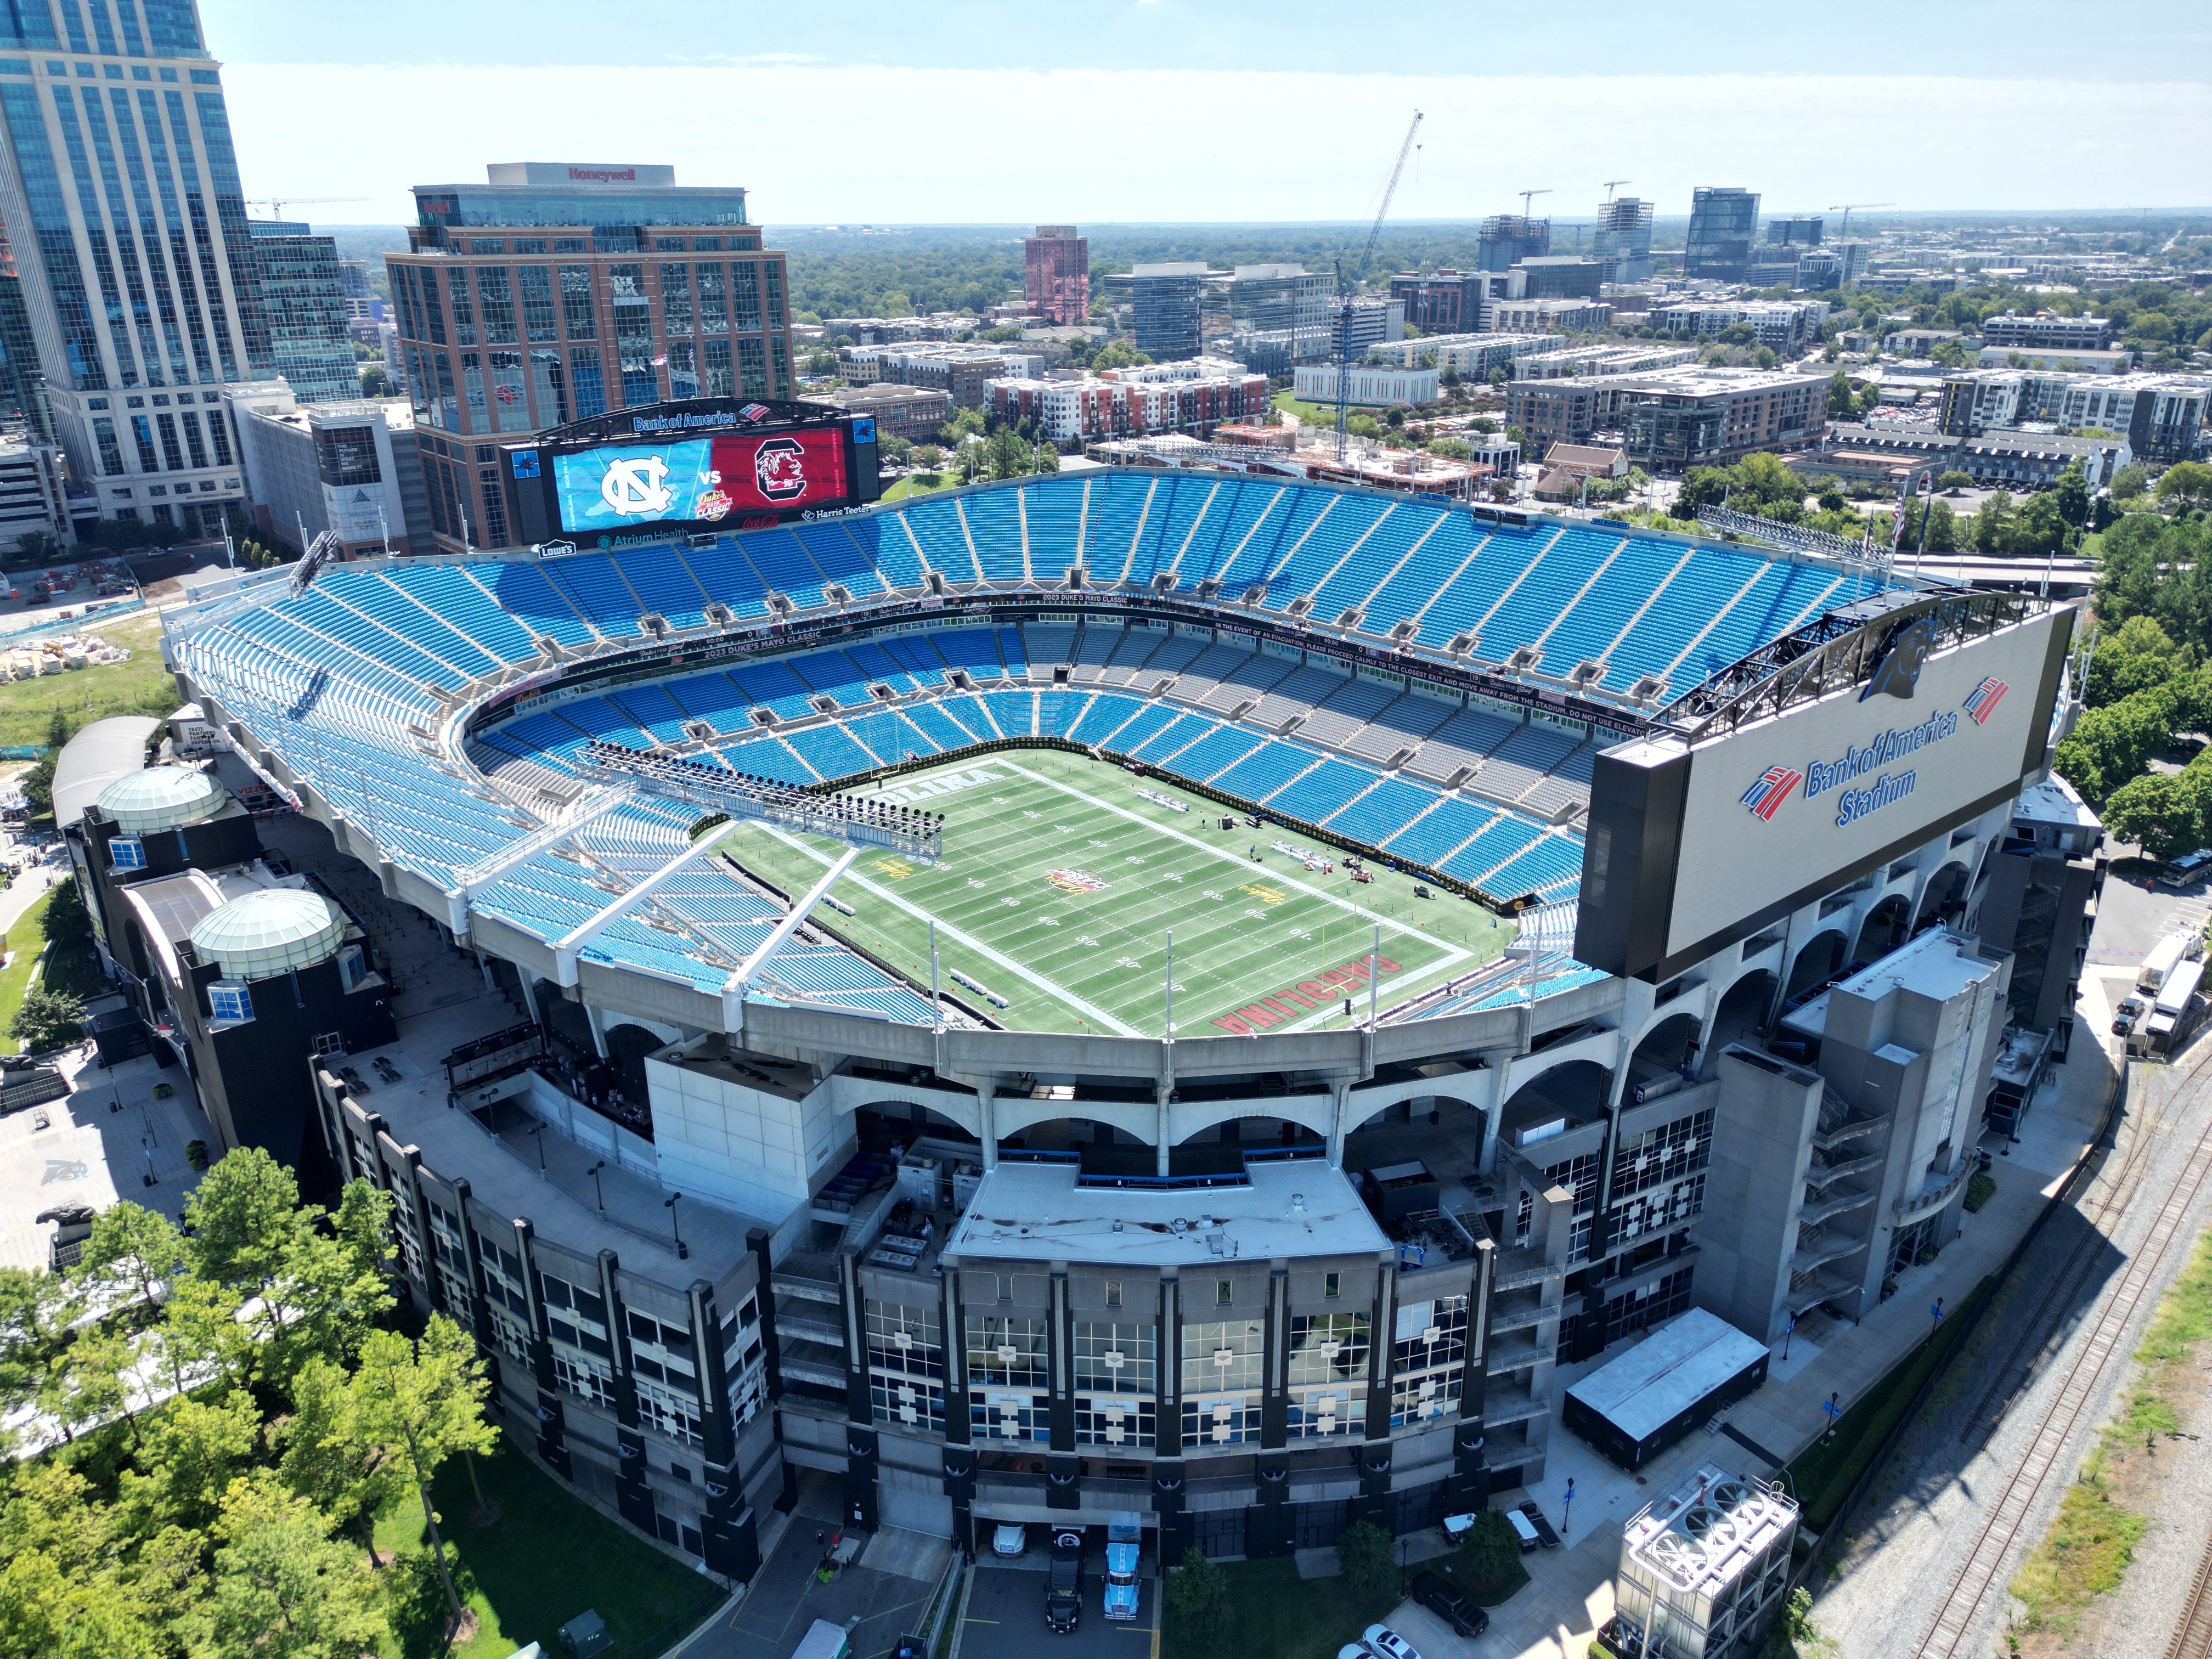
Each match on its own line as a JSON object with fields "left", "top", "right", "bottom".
{"left": 1446, "top": 1013, "right": 2119, "bottom": 1659}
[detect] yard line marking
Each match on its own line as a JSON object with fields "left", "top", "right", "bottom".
{"left": 759, "top": 823, "right": 1142, "bottom": 1035}
{"left": 994, "top": 758, "right": 1472, "bottom": 961}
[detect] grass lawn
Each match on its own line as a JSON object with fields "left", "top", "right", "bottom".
{"left": 0, "top": 884, "right": 52, "bottom": 1049}
{"left": 1786, "top": 1275, "right": 1994, "bottom": 1533}
{"left": 716, "top": 748, "right": 1514, "bottom": 1036}
{"left": 881, "top": 471, "right": 955, "bottom": 503}
{"left": 0, "top": 611, "right": 178, "bottom": 750}
{"left": 370, "top": 1430, "right": 719, "bottom": 1659}
{"left": 1269, "top": 390, "right": 1338, "bottom": 427}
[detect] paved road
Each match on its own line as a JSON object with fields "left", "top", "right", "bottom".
{"left": 958, "top": 1561, "right": 1158, "bottom": 1659}
{"left": 715, "top": 1513, "right": 943, "bottom": 1659}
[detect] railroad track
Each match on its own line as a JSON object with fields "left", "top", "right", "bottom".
{"left": 2165, "top": 1542, "right": 2212, "bottom": 1659}
{"left": 1955, "top": 1081, "right": 2169, "bottom": 1444}
{"left": 1916, "top": 1060, "right": 2212, "bottom": 1658}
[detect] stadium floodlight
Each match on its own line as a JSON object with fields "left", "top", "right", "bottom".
{"left": 580, "top": 740, "right": 944, "bottom": 861}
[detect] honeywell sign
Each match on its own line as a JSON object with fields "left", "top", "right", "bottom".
{"left": 1575, "top": 606, "right": 2074, "bottom": 983}
{"left": 568, "top": 166, "right": 636, "bottom": 182}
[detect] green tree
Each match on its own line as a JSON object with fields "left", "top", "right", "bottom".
{"left": 2101, "top": 771, "right": 2201, "bottom": 860}
{"left": 2053, "top": 461, "right": 2091, "bottom": 529}
{"left": 347, "top": 1319, "right": 497, "bottom": 1629}
{"left": 1971, "top": 490, "right": 2017, "bottom": 555}
{"left": 198, "top": 1474, "right": 384, "bottom": 1659}
{"left": 1339, "top": 1519, "right": 1400, "bottom": 1606}
{"left": 0, "top": 1263, "right": 86, "bottom": 1449}
{"left": 1938, "top": 469, "right": 1972, "bottom": 493}
{"left": 1456, "top": 1509, "right": 1522, "bottom": 1591}
{"left": 2158, "top": 461, "right": 2212, "bottom": 511}
{"left": 1089, "top": 341, "right": 1152, "bottom": 372}
{"left": 11, "top": 983, "right": 84, "bottom": 1053}
{"left": 184, "top": 1147, "right": 313, "bottom": 1289}
{"left": 40, "top": 876, "right": 91, "bottom": 953}
{"left": 1163, "top": 1548, "right": 1235, "bottom": 1650}
{"left": 2110, "top": 463, "right": 2149, "bottom": 503}
{"left": 1760, "top": 1585, "right": 1829, "bottom": 1657}
{"left": 279, "top": 1357, "right": 408, "bottom": 1567}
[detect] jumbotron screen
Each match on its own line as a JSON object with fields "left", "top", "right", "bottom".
{"left": 499, "top": 397, "right": 879, "bottom": 547}
{"left": 554, "top": 430, "right": 850, "bottom": 531}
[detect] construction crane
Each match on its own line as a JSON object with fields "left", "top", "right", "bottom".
{"left": 1334, "top": 109, "right": 1424, "bottom": 462}
{"left": 1517, "top": 187, "right": 1552, "bottom": 220}
{"left": 1602, "top": 180, "right": 1632, "bottom": 202}
{"left": 245, "top": 196, "right": 367, "bottom": 220}
{"left": 1827, "top": 202, "right": 1894, "bottom": 241}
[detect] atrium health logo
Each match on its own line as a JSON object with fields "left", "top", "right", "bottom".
{"left": 1740, "top": 764, "right": 1804, "bottom": 822}
{"left": 600, "top": 454, "right": 674, "bottom": 518}
{"left": 1962, "top": 676, "right": 2008, "bottom": 725}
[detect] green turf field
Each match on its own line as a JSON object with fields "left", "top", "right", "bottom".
{"left": 714, "top": 747, "right": 1515, "bottom": 1035}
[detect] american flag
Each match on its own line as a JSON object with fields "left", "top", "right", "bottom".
{"left": 1740, "top": 764, "right": 1804, "bottom": 822}
{"left": 1962, "top": 676, "right": 2009, "bottom": 725}
{"left": 739, "top": 402, "right": 771, "bottom": 421}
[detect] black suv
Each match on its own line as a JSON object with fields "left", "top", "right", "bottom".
{"left": 1410, "top": 1572, "right": 1488, "bottom": 1639}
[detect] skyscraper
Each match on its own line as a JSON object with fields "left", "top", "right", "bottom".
{"left": 1476, "top": 213, "right": 1550, "bottom": 273}
{"left": 1684, "top": 187, "right": 1762, "bottom": 281}
{"left": 250, "top": 220, "right": 357, "bottom": 405}
{"left": 1121, "top": 263, "right": 1210, "bottom": 360}
{"left": 0, "top": 0, "right": 272, "bottom": 538}
{"left": 1593, "top": 196, "right": 1654, "bottom": 282}
{"left": 1024, "top": 224, "right": 1087, "bottom": 325}
{"left": 0, "top": 223, "right": 52, "bottom": 439}
{"left": 385, "top": 162, "right": 788, "bottom": 552}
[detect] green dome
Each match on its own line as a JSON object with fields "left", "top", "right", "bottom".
{"left": 97, "top": 766, "right": 226, "bottom": 833}
{"left": 190, "top": 888, "right": 343, "bottom": 979}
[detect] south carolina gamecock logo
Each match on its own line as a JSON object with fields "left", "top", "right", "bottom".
{"left": 753, "top": 436, "right": 809, "bottom": 501}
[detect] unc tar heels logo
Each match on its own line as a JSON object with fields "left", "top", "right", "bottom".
{"left": 1741, "top": 765, "right": 1804, "bottom": 822}
{"left": 600, "top": 454, "right": 673, "bottom": 518}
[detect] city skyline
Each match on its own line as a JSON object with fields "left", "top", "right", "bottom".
{"left": 203, "top": 0, "right": 2212, "bottom": 225}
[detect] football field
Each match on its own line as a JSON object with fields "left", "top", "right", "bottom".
{"left": 714, "top": 748, "right": 1516, "bottom": 1036}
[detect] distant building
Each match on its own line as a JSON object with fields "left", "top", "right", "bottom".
{"left": 1291, "top": 363, "right": 1438, "bottom": 407}
{"left": 1979, "top": 314, "right": 2113, "bottom": 352}
{"left": 1477, "top": 213, "right": 1550, "bottom": 272}
{"left": 1511, "top": 257, "right": 1607, "bottom": 301}
{"left": 811, "top": 382, "right": 953, "bottom": 445}
{"left": 1510, "top": 363, "right": 1827, "bottom": 471}
{"left": 836, "top": 343, "right": 1044, "bottom": 409}
{"left": 1684, "top": 187, "right": 1761, "bottom": 280}
{"left": 0, "top": 227, "right": 50, "bottom": 442}
{"left": 1334, "top": 297, "right": 1406, "bottom": 356}
{"left": 227, "top": 385, "right": 431, "bottom": 556}
{"left": 1511, "top": 343, "right": 1700, "bottom": 380}
{"left": 1390, "top": 269, "right": 1503, "bottom": 334}
{"left": 1765, "top": 216, "right": 1823, "bottom": 247}
{"left": 0, "top": 437, "right": 70, "bottom": 552}
{"left": 1361, "top": 331, "right": 1565, "bottom": 380}
{"left": 1118, "top": 264, "right": 1214, "bottom": 360}
{"left": 1487, "top": 297, "right": 1612, "bottom": 335}
{"left": 1593, "top": 196, "right": 1655, "bottom": 282}
{"left": 1973, "top": 346, "right": 2132, "bottom": 374}
{"left": 249, "top": 222, "right": 360, "bottom": 405}
{"left": 1646, "top": 298, "right": 1830, "bottom": 355}
{"left": 1824, "top": 421, "right": 2130, "bottom": 490}
{"left": 1024, "top": 225, "right": 1090, "bottom": 326}
{"left": 989, "top": 361, "right": 1267, "bottom": 443}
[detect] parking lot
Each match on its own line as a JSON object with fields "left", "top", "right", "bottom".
{"left": 957, "top": 1559, "right": 1157, "bottom": 1659}
{"left": 716, "top": 1509, "right": 947, "bottom": 1659}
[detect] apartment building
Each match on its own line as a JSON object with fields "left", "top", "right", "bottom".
{"left": 1937, "top": 369, "right": 2208, "bottom": 463}
{"left": 1488, "top": 298, "right": 1612, "bottom": 335}
{"left": 1979, "top": 313, "right": 2113, "bottom": 352}
{"left": 1646, "top": 300, "right": 1830, "bottom": 356}
{"left": 1361, "top": 332, "right": 1565, "bottom": 380}
{"left": 385, "top": 161, "right": 790, "bottom": 550}
{"left": 835, "top": 342, "right": 1044, "bottom": 409}
{"left": 810, "top": 381, "right": 953, "bottom": 445}
{"left": 1291, "top": 363, "right": 1440, "bottom": 407}
{"left": 989, "top": 360, "right": 1268, "bottom": 442}
{"left": 1509, "top": 364, "right": 1829, "bottom": 472}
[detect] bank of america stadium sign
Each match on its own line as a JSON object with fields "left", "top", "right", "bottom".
{"left": 1742, "top": 704, "right": 1971, "bottom": 830}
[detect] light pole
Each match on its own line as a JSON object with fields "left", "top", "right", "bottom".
{"left": 588, "top": 1160, "right": 606, "bottom": 1211}
{"left": 527, "top": 1124, "right": 546, "bottom": 1172}
{"left": 1782, "top": 1310, "right": 1797, "bottom": 1362}
{"left": 1562, "top": 1477, "right": 1575, "bottom": 1541}
{"left": 665, "top": 1192, "right": 689, "bottom": 1260}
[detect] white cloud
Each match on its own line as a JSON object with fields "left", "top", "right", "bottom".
{"left": 219, "top": 63, "right": 2212, "bottom": 225}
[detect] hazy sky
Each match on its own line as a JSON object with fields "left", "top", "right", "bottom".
{"left": 206, "top": 0, "right": 2212, "bottom": 227}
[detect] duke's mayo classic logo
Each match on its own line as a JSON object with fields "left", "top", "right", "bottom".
{"left": 1962, "top": 676, "right": 2009, "bottom": 725}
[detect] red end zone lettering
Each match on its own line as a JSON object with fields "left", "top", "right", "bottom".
{"left": 1211, "top": 953, "right": 1407, "bottom": 1033}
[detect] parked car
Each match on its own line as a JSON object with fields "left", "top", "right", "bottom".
{"left": 991, "top": 1523, "right": 1028, "bottom": 1558}
{"left": 1409, "top": 1573, "right": 1489, "bottom": 1639}
{"left": 2113, "top": 995, "right": 2147, "bottom": 1036}
{"left": 1362, "top": 1625, "right": 1423, "bottom": 1659}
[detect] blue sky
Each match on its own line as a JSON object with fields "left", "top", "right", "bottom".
{"left": 203, "top": 0, "right": 2212, "bottom": 225}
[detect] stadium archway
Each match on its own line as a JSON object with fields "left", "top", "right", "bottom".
{"left": 1171, "top": 1096, "right": 1339, "bottom": 1148}
{"left": 1786, "top": 930, "right": 1848, "bottom": 1001}
{"left": 1856, "top": 894, "right": 1911, "bottom": 962}
{"left": 991, "top": 1097, "right": 1159, "bottom": 1148}
{"left": 1631, "top": 1012, "right": 1702, "bottom": 1076}
{"left": 605, "top": 1024, "right": 665, "bottom": 1100}
{"left": 1915, "top": 862, "right": 1970, "bottom": 934}
{"left": 1497, "top": 1059, "right": 1610, "bottom": 1143}
{"left": 1708, "top": 967, "right": 1778, "bottom": 1052}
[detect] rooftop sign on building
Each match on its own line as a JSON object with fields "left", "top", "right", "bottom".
{"left": 484, "top": 162, "right": 678, "bottom": 187}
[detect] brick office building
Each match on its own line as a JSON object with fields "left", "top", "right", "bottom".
{"left": 385, "top": 162, "right": 792, "bottom": 551}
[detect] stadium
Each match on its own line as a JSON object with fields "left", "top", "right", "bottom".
{"left": 149, "top": 444, "right": 2075, "bottom": 1576}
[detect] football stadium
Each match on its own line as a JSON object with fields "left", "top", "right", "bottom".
{"left": 137, "top": 428, "right": 2076, "bottom": 1577}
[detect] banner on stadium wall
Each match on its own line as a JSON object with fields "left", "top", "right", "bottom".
{"left": 551, "top": 430, "right": 850, "bottom": 533}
